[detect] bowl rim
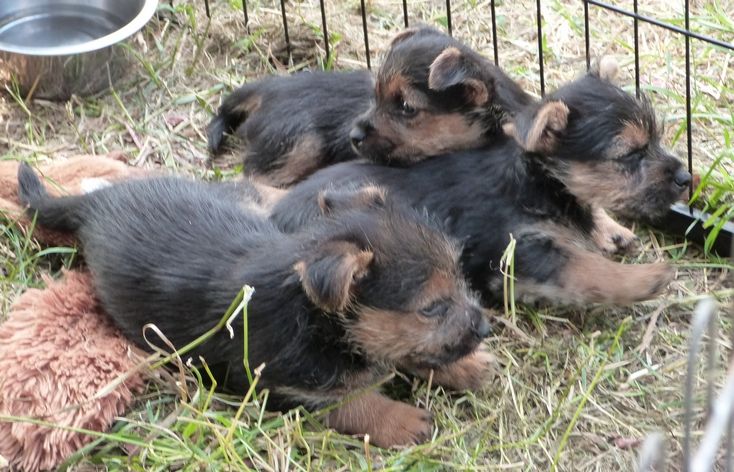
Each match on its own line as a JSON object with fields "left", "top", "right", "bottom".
{"left": 0, "top": 0, "right": 159, "bottom": 56}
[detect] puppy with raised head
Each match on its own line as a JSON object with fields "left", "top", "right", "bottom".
{"left": 269, "top": 61, "right": 690, "bottom": 306}
{"left": 208, "top": 25, "right": 531, "bottom": 186}
{"left": 18, "top": 165, "right": 492, "bottom": 448}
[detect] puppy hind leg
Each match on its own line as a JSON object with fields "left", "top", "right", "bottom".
{"left": 514, "top": 233, "right": 672, "bottom": 305}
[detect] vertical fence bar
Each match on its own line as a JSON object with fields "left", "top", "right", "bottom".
{"left": 583, "top": 0, "right": 590, "bottom": 70}
{"left": 360, "top": 0, "right": 371, "bottom": 69}
{"left": 536, "top": 0, "right": 545, "bottom": 95}
{"left": 446, "top": 0, "right": 453, "bottom": 36}
{"left": 402, "top": 0, "right": 409, "bottom": 27}
{"left": 633, "top": 0, "right": 640, "bottom": 97}
{"left": 318, "top": 0, "right": 330, "bottom": 65}
{"left": 684, "top": 0, "right": 693, "bottom": 202}
{"left": 204, "top": 0, "right": 211, "bottom": 18}
{"left": 242, "top": 0, "right": 249, "bottom": 31}
{"left": 490, "top": 0, "right": 499, "bottom": 65}
{"left": 280, "top": 0, "right": 291, "bottom": 59}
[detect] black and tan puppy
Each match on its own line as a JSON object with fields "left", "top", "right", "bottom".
{"left": 268, "top": 65, "right": 691, "bottom": 306}
{"left": 207, "top": 26, "right": 531, "bottom": 186}
{"left": 18, "top": 165, "right": 492, "bottom": 448}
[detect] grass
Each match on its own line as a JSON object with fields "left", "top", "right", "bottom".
{"left": 0, "top": 0, "right": 733, "bottom": 470}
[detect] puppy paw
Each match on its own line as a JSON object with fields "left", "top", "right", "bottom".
{"left": 644, "top": 263, "right": 674, "bottom": 299}
{"left": 431, "top": 344, "right": 496, "bottom": 391}
{"left": 598, "top": 225, "right": 640, "bottom": 256}
{"left": 327, "top": 392, "right": 432, "bottom": 449}
{"left": 592, "top": 208, "right": 640, "bottom": 256}
{"left": 371, "top": 402, "right": 432, "bottom": 448}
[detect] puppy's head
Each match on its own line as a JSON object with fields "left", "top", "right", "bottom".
{"left": 294, "top": 200, "right": 490, "bottom": 368}
{"left": 349, "top": 26, "right": 508, "bottom": 165}
{"left": 504, "top": 57, "right": 690, "bottom": 221}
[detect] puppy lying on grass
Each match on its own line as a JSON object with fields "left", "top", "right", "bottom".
{"left": 18, "top": 166, "right": 492, "bottom": 448}
{"left": 265, "top": 61, "right": 690, "bottom": 306}
{"left": 208, "top": 25, "right": 530, "bottom": 186}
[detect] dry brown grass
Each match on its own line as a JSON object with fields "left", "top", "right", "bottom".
{"left": 0, "top": 1, "right": 733, "bottom": 470}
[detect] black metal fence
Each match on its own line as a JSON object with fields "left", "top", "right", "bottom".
{"left": 206, "top": 0, "right": 734, "bottom": 178}
{"left": 193, "top": 3, "right": 734, "bottom": 468}
{"left": 199, "top": 0, "right": 734, "bottom": 256}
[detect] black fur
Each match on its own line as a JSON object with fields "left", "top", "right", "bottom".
{"left": 208, "top": 26, "right": 532, "bottom": 185}
{"left": 18, "top": 165, "right": 487, "bottom": 412}
{"left": 269, "top": 72, "right": 687, "bottom": 305}
{"left": 208, "top": 70, "right": 372, "bottom": 173}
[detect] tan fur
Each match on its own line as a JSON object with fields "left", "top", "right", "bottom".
{"left": 427, "top": 47, "right": 463, "bottom": 90}
{"left": 419, "top": 271, "right": 455, "bottom": 305}
{"left": 463, "top": 78, "right": 490, "bottom": 106}
{"left": 249, "top": 180, "right": 286, "bottom": 208}
{"left": 524, "top": 101, "right": 569, "bottom": 153}
{"left": 259, "top": 134, "right": 323, "bottom": 187}
{"left": 619, "top": 121, "right": 650, "bottom": 150}
{"left": 427, "top": 48, "right": 489, "bottom": 105}
{"left": 0, "top": 270, "right": 145, "bottom": 472}
{"left": 519, "top": 244, "right": 673, "bottom": 305}
{"left": 350, "top": 307, "right": 442, "bottom": 364}
{"left": 558, "top": 161, "right": 634, "bottom": 212}
{"left": 591, "top": 207, "right": 639, "bottom": 255}
{"left": 376, "top": 112, "right": 486, "bottom": 162}
{"left": 412, "top": 344, "right": 496, "bottom": 391}
{"left": 232, "top": 93, "right": 262, "bottom": 116}
{"left": 388, "top": 27, "right": 420, "bottom": 47}
{"left": 598, "top": 56, "right": 619, "bottom": 83}
{"left": 325, "top": 391, "right": 432, "bottom": 448}
{"left": 380, "top": 74, "right": 411, "bottom": 102}
{"left": 294, "top": 242, "right": 374, "bottom": 313}
{"left": 317, "top": 184, "right": 387, "bottom": 215}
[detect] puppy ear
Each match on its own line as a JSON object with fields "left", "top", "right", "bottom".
{"left": 428, "top": 47, "right": 491, "bottom": 106}
{"left": 317, "top": 185, "right": 386, "bottom": 216}
{"left": 514, "top": 101, "right": 570, "bottom": 154}
{"left": 591, "top": 55, "right": 619, "bottom": 83}
{"left": 389, "top": 27, "right": 420, "bottom": 47}
{"left": 294, "top": 241, "right": 374, "bottom": 313}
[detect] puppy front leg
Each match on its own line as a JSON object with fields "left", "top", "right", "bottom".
{"left": 591, "top": 206, "right": 639, "bottom": 255}
{"left": 326, "top": 391, "right": 432, "bottom": 448}
{"left": 515, "top": 233, "right": 672, "bottom": 305}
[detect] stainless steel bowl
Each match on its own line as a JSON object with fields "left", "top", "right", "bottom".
{"left": 0, "top": 0, "right": 158, "bottom": 100}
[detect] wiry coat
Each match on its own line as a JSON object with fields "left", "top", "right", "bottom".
{"left": 271, "top": 71, "right": 689, "bottom": 305}
{"left": 17, "top": 167, "right": 489, "bottom": 442}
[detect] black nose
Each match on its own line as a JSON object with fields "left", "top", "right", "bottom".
{"left": 674, "top": 168, "right": 692, "bottom": 188}
{"left": 472, "top": 315, "right": 492, "bottom": 339}
{"left": 350, "top": 125, "right": 367, "bottom": 149}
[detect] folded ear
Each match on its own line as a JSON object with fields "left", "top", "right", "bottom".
{"left": 388, "top": 27, "right": 420, "bottom": 47}
{"left": 317, "top": 185, "right": 386, "bottom": 216}
{"left": 428, "top": 47, "right": 491, "bottom": 106}
{"left": 510, "top": 100, "right": 570, "bottom": 154}
{"left": 294, "top": 241, "right": 374, "bottom": 313}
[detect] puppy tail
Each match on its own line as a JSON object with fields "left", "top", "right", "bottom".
{"left": 17, "top": 162, "right": 84, "bottom": 232}
{"left": 207, "top": 85, "right": 256, "bottom": 155}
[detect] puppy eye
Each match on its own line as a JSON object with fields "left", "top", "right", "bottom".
{"left": 400, "top": 100, "right": 416, "bottom": 116}
{"left": 625, "top": 150, "right": 644, "bottom": 163}
{"left": 420, "top": 299, "right": 448, "bottom": 318}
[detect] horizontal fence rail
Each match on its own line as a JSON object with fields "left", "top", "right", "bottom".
{"left": 187, "top": 3, "right": 733, "bottom": 469}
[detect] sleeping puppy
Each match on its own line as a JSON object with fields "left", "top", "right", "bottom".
{"left": 17, "top": 165, "right": 491, "bottom": 448}
{"left": 207, "top": 26, "right": 531, "bottom": 186}
{"left": 266, "top": 64, "right": 690, "bottom": 306}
